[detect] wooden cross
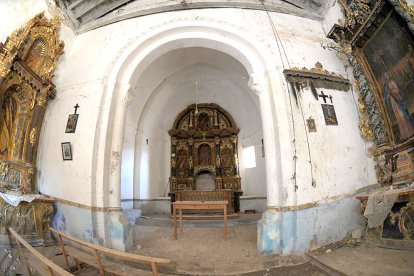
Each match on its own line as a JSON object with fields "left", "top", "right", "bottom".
{"left": 318, "top": 91, "right": 329, "bottom": 103}
{"left": 74, "top": 103, "right": 80, "bottom": 114}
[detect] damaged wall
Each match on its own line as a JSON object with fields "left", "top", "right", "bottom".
{"left": 0, "top": 0, "right": 377, "bottom": 254}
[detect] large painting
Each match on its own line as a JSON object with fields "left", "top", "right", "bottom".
{"left": 362, "top": 10, "right": 414, "bottom": 143}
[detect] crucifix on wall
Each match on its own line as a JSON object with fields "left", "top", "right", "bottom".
{"left": 65, "top": 103, "right": 80, "bottom": 133}
{"left": 318, "top": 91, "right": 333, "bottom": 103}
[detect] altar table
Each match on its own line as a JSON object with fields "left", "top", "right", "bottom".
{"left": 172, "top": 200, "right": 228, "bottom": 240}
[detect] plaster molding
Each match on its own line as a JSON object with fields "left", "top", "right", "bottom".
{"left": 122, "top": 90, "right": 134, "bottom": 107}
{"left": 105, "top": 14, "right": 276, "bottom": 80}
{"left": 248, "top": 73, "right": 268, "bottom": 96}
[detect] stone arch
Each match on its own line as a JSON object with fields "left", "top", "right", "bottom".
{"left": 93, "top": 16, "right": 293, "bottom": 220}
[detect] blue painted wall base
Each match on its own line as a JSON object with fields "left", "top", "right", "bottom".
{"left": 258, "top": 196, "right": 365, "bottom": 255}
{"left": 53, "top": 202, "right": 141, "bottom": 251}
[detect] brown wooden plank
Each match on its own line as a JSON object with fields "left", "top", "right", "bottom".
{"left": 9, "top": 228, "right": 73, "bottom": 276}
{"left": 64, "top": 245, "right": 153, "bottom": 276}
{"left": 26, "top": 253, "right": 50, "bottom": 275}
{"left": 50, "top": 228, "right": 171, "bottom": 265}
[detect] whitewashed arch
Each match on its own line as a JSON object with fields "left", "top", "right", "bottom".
{"left": 91, "top": 17, "right": 294, "bottom": 212}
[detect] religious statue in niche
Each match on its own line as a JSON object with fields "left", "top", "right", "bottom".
{"left": 322, "top": 104, "right": 338, "bottom": 125}
{"left": 361, "top": 10, "right": 414, "bottom": 143}
{"left": 198, "top": 112, "right": 210, "bottom": 131}
{"left": 198, "top": 144, "right": 211, "bottom": 165}
{"left": 176, "top": 149, "right": 188, "bottom": 169}
{"left": 0, "top": 89, "right": 18, "bottom": 156}
{"left": 24, "top": 38, "right": 47, "bottom": 76}
{"left": 221, "top": 147, "right": 233, "bottom": 168}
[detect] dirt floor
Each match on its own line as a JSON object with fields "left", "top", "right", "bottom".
{"left": 132, "top": 224, "right": 308, "bottom": 275}
{"left": 2, "top": 221, "right": 414, "bottom": 275}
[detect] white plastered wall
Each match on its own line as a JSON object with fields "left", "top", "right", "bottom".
{"left": 0, "top": 3, "right": 377, "bottom": 211}
{"left": 121, "top": 47, "right": 266, "bottom": 202}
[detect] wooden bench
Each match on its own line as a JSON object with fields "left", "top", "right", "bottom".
{"left": 50, "top": 227, "right": 171, "bottom": 276}
{"left": 9, "top": 228, "right": 74, "bottom": 276}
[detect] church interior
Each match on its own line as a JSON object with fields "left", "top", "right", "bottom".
{"left": 0, "top": 0, "right": 413, "bottom": 275}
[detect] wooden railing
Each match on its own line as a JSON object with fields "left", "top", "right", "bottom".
{"left": 9, "top": 228, "right": 73, "bottom": 276}
{"left": 50, "top": 227, "right": 172, "bottom": 276}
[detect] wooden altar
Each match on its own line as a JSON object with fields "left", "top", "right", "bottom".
{"left": 168, "top": 103, "right": 242, "bottom": 213}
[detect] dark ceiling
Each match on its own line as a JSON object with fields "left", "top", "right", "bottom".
{"left": 54, "top": 0, "right": 328, "bottom": 33}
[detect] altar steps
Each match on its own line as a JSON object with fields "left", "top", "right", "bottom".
{"left": 135, "top": 213, "right": 261, "bottom": 228}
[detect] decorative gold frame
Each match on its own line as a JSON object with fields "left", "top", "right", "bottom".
{"left": 0, "top": 13, "right": 64, "bottom": 192}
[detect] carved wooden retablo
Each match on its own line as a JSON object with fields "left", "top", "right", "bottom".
{"left": 168, "top": 103, "right": 242, "bottom": 213}
{"left": 0, "top": 13, "right": 64, "bottom": 246}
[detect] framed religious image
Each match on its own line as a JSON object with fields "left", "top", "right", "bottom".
{"left": 65, "top": 114, "right": 79, "bottom": 133}
{"left": 322, "top": 104, "right": 338, "bottom": 125}
{"left": 306, "top": 117, "right": 317, "bottom": 132}
{"left": 61, "top": 142, "right": 72, "bottom": 160}
{"left": 359, "top": 5, "right": 414, "bottom": 144}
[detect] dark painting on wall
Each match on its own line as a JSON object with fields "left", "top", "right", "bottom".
{"left": 65, "top": 114, "right": 79, "bottom": 133}
{"left": 362, "top": 11, "right": 414, "bottom": 143}
{"left": 322, "top": 104, "right": 338, "bottom": 125}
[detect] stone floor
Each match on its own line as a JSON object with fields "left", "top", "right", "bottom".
{"left": 2, "top": 218, "right": 414, "bottom": 275}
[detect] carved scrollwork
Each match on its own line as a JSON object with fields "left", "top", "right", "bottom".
{"left": 399, "top": 202, "right": 414, "bottom": 239}
{"left": 347, "top": 53, "right": 388, "bottom": 145}
{"left": 389, "top": 0, "right": 414, "bottom": 34}
{"left": 374, "top": 152, "right": 392, "bottom": 185}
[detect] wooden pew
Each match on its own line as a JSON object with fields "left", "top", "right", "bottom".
{"left": 8, "top": 228, "right": 74, "bottom": 276}
{"left": 50, "top": 227, "right": 171, "bottom": 276}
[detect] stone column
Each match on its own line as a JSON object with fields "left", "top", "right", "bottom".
{"left": 108, "top": 82, "right": 132, "bottom": 209}
{"left": 249, "top": 71, "right": 289, "bottom": 255}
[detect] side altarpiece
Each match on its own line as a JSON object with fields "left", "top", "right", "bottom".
{"left": 0, "top": 13, "right": 64, "bottom": 246}
{"left": 168, "top": 103, "right": 242, "bottom": 213}
{"left": 328, "top": 0, "right": 414, "bottom": 247}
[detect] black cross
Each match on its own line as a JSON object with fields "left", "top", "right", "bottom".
{"left": 318, "top": 91, "right": 329, "bottom": 103}
{"left": 328, "top": 95, "right": 333, "bottom": 104}
{"left": 74, "top": 103, "right": 80, "bottom": 114}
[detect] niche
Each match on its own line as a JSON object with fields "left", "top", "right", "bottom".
{"left": 195, "top": 171, "right": 215, "bottom": 191}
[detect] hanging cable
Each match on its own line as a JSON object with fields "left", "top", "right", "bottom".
{"left": 261, "top": 0, "right": 316, "bottom": 190}
{"left": 261, "top": 1, "right": 298, "bottom": 191}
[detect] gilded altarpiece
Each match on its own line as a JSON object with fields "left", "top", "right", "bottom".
{"left": 169, "top": 104, "right": 242, "bottom": 213}
{"left": 0, "top": 13, "right": 64, "bottom": 245}
{"left": 328, "top": 0, "right": 414, "bottom": 246}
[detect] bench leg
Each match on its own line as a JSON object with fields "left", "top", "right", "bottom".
{"left": 173, "top": 206, "right": 177, "bottom": 240}
{"left": 93, "top": 249, "right": 105, "bottom": 276}
{"left": 74, "top": 258, "right": 81, "bottom": 271}
{"left": 150, "top": 262, "right": 158, "bottom": 276}
{"left": 57, "top": 234, "right": 70, "bottom": 271}
{"left": 224, "top": 205, "right": 228, "bottom": 241}
{"left": 179, "top": 208, "right": 183, "bottom": 235}
{"left": 15, "top": 238, "right": 33, "bottom": 276}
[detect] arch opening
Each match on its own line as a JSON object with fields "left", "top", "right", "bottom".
{"left": 195, "top": 171, "right": 215, "bottom": 191}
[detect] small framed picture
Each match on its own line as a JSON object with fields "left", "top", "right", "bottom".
{"left": 306, "top": 117, "right": 317, "bottom": 132}
{"left": 61, "top": 142, "right": 72, "bottom": 161}
{"left": 65, "top": 114, "right": 79, "bottom": 133}
{"left": 322, "top": 104, "right": 338, "bottom": 125}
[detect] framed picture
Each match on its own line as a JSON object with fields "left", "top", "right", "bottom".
{"left": 322, "top": 104, "right": 338, "bottom": 125}
{"left": 61, "top": 142, "right": 72, "bottom": 160}
{"left": 306, "top": 117, "right": 317, "bottom": 132}
{"left": 359, "top": 6, "right": 414, "bottom": 144}
{"left": 65, "top": 114, "right": 79, "bottom": 133}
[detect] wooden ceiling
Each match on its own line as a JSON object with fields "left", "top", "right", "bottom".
{"left": 54, "top": 0, "right": 329, "bottom": 33}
